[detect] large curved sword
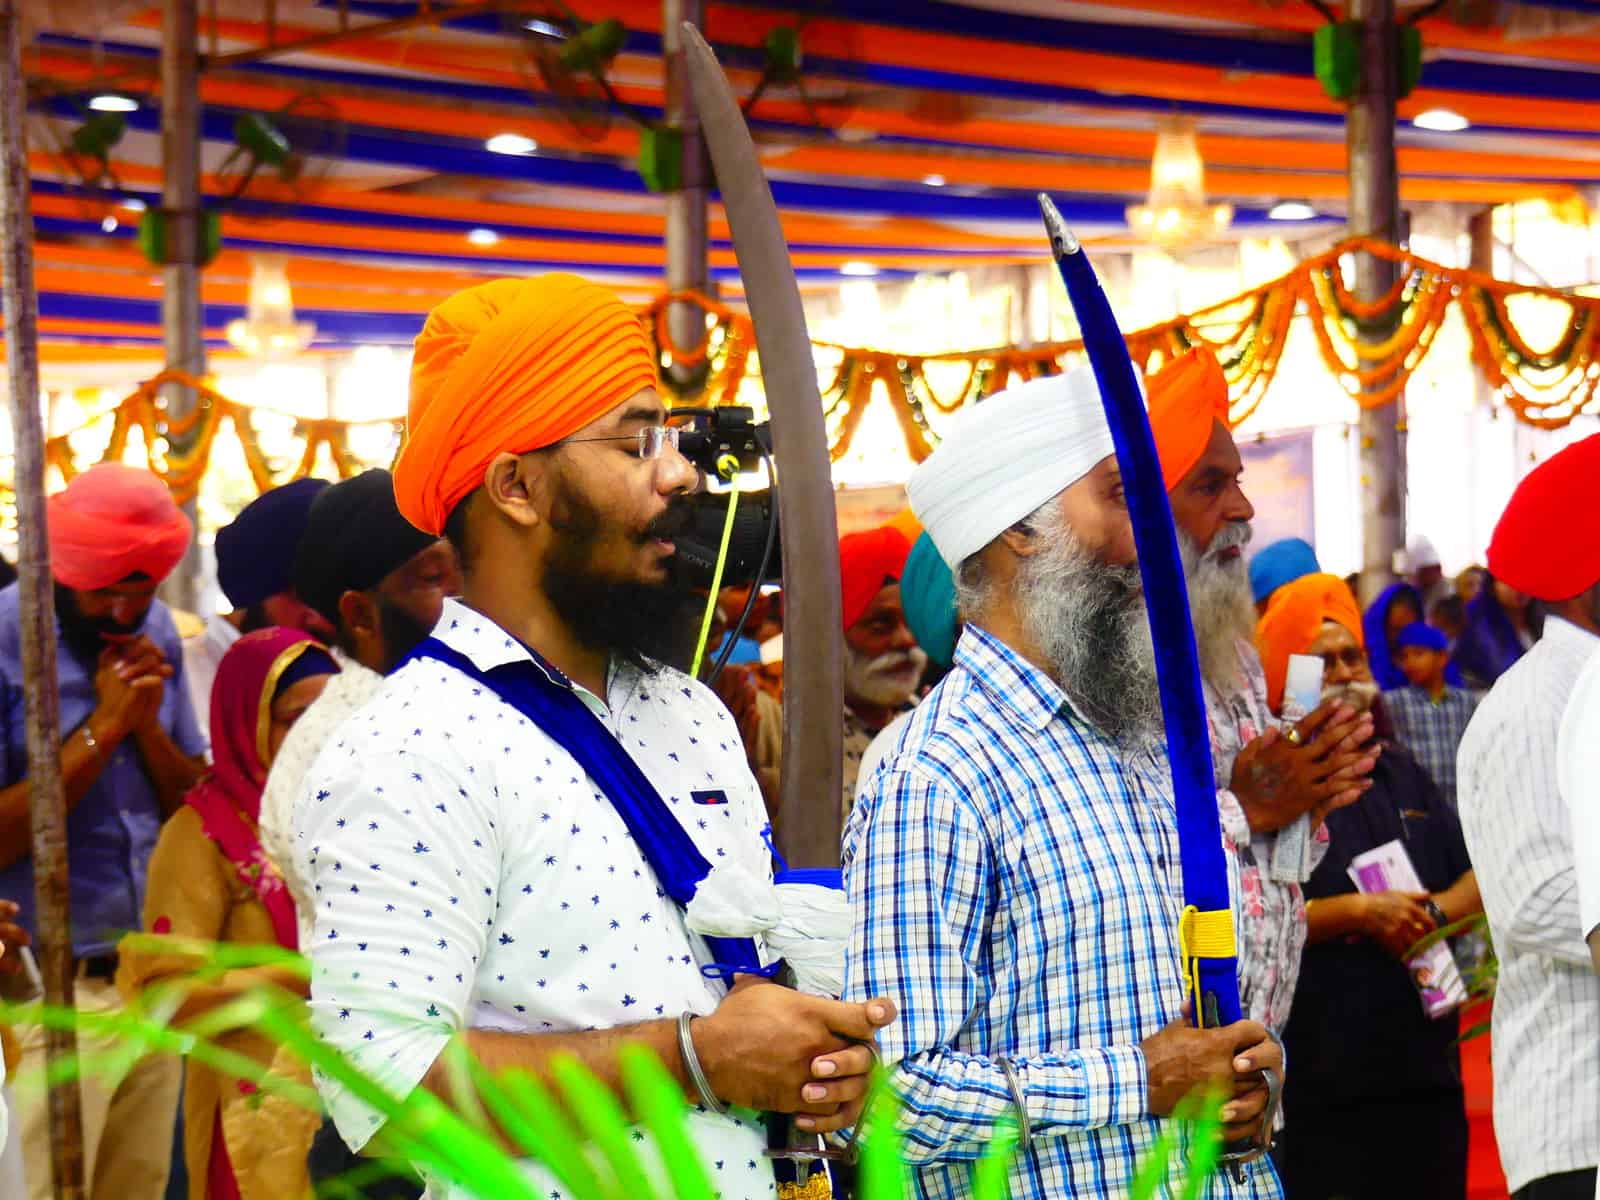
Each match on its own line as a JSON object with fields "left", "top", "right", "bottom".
{"left": 681, "top": 26, "right": 843, "bottom": 869}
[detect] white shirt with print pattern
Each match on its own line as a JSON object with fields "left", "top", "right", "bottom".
{"left": 296, "top": 597, "right": 777, "bottom": 1200}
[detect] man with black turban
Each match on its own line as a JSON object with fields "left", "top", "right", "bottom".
{"left": 182, "top": 477, "right": 331, "bottom": 723}
{"left": 258, "top": 468, "right": 462, "bottom": 939}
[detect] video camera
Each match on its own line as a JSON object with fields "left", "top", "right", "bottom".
{"left": 669, "top": 406, "right": 781, "bottom": 590}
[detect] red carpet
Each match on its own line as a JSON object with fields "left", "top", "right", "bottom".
{"left": 1462, "top": 1007, "right": 1509, "bottom": 1199}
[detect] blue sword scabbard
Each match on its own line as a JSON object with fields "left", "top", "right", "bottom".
{"left": 1038, "top": 194, "right": 1242, "bottom": 1031}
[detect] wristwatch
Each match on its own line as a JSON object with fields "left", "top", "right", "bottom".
{"left": 1422, "top": 898, "right": 1449, "bottom": 930}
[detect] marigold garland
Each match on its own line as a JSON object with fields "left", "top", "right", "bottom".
{"left": 15, "top": 238, "right": 1600, "bottom": 499}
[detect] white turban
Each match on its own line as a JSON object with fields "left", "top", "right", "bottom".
{"left": 1406, "top": 534, "right": 1440, "bottom": 570}
{"left": 908, "top": 364, "right": 1116, "bottom": 569}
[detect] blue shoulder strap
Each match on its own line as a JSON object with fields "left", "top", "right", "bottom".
{"left": 399, "top": 636, "right": 772, "bottom": 983}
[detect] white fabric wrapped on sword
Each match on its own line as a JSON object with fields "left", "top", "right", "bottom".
{"left": 685, "top": 864, "right": 849, "bottom": 997}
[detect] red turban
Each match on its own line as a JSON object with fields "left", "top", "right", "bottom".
{"left": 47, "top": 463, "right": 191, "bottom": 590}
{"left": 1488, "top": 432, "right": 1600, "bottom": 602}
{"left": 1254, "top": 572, "right": 1365, "bottom": 714}
{"left": 393, "top": 274, "right": 659, "bottom": 536}
{"left": 840, "top": 526, "right": 912, "bottom": 631}
{"left": 1148, "top": 346, "right": 1231, "bottom": 492}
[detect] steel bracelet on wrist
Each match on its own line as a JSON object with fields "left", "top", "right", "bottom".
{"left": 677, "top": 1011, "right": 728, "bottom": 1115}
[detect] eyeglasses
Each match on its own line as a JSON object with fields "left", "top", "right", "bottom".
{"left": 1318, "top": 646, "right": 1367, "bottom": 673}
{"left": 559, "top": 425, "right": 682, "bottom": 461}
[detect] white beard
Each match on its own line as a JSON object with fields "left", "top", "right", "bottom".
{"left": 1179, "top": 523, "right": 1258, "bottom": 694}
{"left": 1322, "top": 679, "right": 1379, "bottom": 713}
{"left": 844, "top": 644, "right": 927, "bottom": 709}
{"left": 1015, "top": 505, "right": 1164, "bottom": 750}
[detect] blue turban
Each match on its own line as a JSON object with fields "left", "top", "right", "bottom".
{"left": 1249, "top": 537, "right": 1321, "bottom": 606}
{"left": 900, "top": 531, "right": 959, "bottom": 669}
{"left": 1393, "top": 621, "right": 1448, "bottom": 653}
{"left": 214, "top": 477, "right": 330, "bottom": 610}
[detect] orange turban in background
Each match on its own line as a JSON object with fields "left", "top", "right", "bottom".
{"left": 885, "top": 505, "right": 923, "bottom": 548}
{"left": 47, "top": 463, "right": 192, "bottom": 590}
{"left": 393, "top": 274, "right": 659, "bottom": 535}
{"left": 840, "top": 526, "right": 912, "bottom": 631}
{"left": 1254, "top": 572, "right": 1365, "bottom": 713}
{"left": 1147, "top": 346, "right": 1231, "bottom": 492}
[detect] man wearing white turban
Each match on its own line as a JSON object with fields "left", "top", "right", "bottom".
{"left": 842, "top": 365, "right": 1283, "bottom": 1200}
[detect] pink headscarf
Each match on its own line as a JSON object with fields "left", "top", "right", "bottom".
{"left": 185, "top": 628, "right": 338, "bottom": 952}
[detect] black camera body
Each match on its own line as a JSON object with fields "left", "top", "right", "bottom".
{"left": 670, "top": 406, "right": 781, "bottom": 589}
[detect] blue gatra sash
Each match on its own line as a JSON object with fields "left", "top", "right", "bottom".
{"left": 399, "top": 636, "right": 774, "bottom": 984}
{"left": 1039, "top": 196, "right": 1243, "bottom": 1029}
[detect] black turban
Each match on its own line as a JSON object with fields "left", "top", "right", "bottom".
{"left": 293, "top": 470, "right": 437, "bottom": 627}
{"left": 214, "top": 477, "right": 329, "bottom": 609}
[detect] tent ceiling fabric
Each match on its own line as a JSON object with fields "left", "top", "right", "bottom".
{"left": 18, "top": 0, "right": 1600, "bottom": 351}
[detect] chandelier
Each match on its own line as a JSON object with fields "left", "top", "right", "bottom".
{"left": 1125, "top": 116, "right": 1233, "bottom": 250}
{"left": 226, "top": 254, "right": 316, "bottom": 358}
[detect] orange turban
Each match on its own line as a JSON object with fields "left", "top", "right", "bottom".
{"left": 393, "top": 274, "right": 658, "bottom": 535}
{"left": 1147, "top": 346, "right": 1231, "bottom": 492}
{"left": 47, "top": 463, "right": 192, "bottom": 590}
{"left": 1254, "top": 572, "right": 1365, "bottom": 713}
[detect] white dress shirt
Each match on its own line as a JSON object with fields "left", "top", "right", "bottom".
{"left": 258, "top": 650, "right": 382, "bottom": 947}
{"left": 1458, "top": 616, "right": 1600, "bottom": 1192}
{"left": 1558, "top": 649, "right": 1600, "bottom": 943}
{"left": 297, "top": 599, "right": 776, "bottom": 1200}
{"left": 180, "top": 612, "right": 240, "bottom": 741}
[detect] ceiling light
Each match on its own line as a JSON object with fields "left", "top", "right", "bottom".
{"left": 119, "top": 196, "right": 147, "bottom": 212}
{"left": 88, "top": 94, "right": 138, "bottom": 113}
{"left": 840, "top": 261, "right": 879, "bottom": 277}
{"left": 467, "top": 227, "right": 500, "bottom": 247}
{"left": 1268, "top": 200, "right": 1317, "bottom": 221}
{"left": 1412, "top": 107, "right": 1470, "bottom": 132}
{"left": 100, "top": 215, "right": 118, "bottom": 233}
{"left": 524, "top": 18, "right": 566, "bottom": 39}
{"left": 1124, "top": 115, "right": 1233, "bottom": 250}
{"left": 226, "top": 253, "right": 315, "bottom": 359}
{"left": 485, "top": 132, "right": 538, "bottom": 156}
{"left": 921, "top": 174, "right": 946, "bottom": 187}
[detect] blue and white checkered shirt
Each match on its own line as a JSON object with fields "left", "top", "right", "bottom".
{"left": 843, "top": 625, "right": 1281, "bottom": 1200}
{"left": 1382, "top": 685, "right": 1478, "bottom": 809}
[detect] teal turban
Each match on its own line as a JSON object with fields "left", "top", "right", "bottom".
{"left": 900, "top": 531, "right": 959, "bottom": 668}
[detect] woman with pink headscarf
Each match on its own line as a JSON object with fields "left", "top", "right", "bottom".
{"left": 119, "top": 628, "right": 338, "bottom": 1200}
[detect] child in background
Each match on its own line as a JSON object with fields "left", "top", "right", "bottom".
{"left": 1387, "top": 622, "right": 1480, "bottom": 810}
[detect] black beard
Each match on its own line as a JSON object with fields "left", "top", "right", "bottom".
{"left": 53, "top": 583, "right": 142, "bottom": 666}
{"left": 541, "top": 483, "right": 700, "bottom": 674}
{"left": 375, "top": 596, "right": 437, "bottom": 675}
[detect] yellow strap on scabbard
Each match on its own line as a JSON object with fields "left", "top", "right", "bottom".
{"left": 1178, "top": 905, "right": 1238, "bottom": 1024}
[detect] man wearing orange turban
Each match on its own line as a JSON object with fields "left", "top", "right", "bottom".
{"left": 300, "top": 275, "right": 895, "bottom": 1200}
{"left": 1254, "top": 573, "right": 1481, "bottom": 1200}
{"left": 393, "top": 273, "right": 661, "bottom": 537}
{"left": 0, "top": 462, "right": 206, "bottom": 1200}
{"left": 1147, "top": 349, "right": 1376, "bottom": 1037}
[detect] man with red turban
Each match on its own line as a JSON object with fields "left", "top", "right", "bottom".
{"left": 1149, "top": 347, "right": 1376, "bottom": 1037}
{"left": 1458, "top": 433, "right": 1600, "bottom": 1200}
{"left": 1254, "top": 573, "right": 1480, "bottom": 1200}
{"left": 301, "top": 275, "right": 894, "bottom": 1200}
{"left": 837, "top": 525, "right": 921, "bottom": 818}
{"left": 0, "top": 463, "right": 207, "bottom": 1200}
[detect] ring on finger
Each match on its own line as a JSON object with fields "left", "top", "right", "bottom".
{"left": 1283, "top": 726, "right": 1303, "bottom": 747}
